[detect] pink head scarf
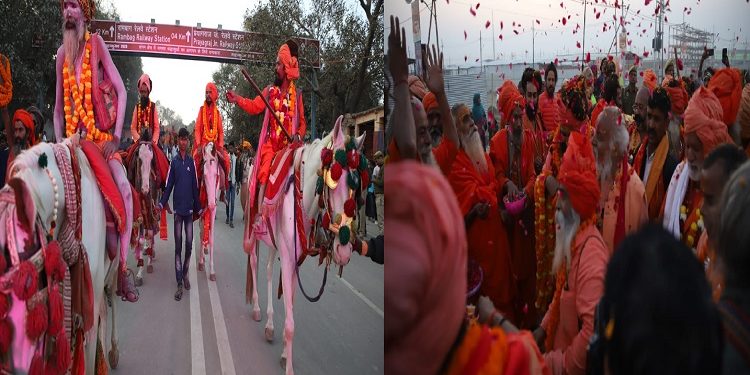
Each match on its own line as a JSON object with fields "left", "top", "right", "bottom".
{"left": 137, "top": 73, "right": 152, "bottom": 93}
{"left": 277, "top": 43, "right": 300, "bottom": 81}
{"left": 385, "top": 160, "right": 467, "bottom": 375}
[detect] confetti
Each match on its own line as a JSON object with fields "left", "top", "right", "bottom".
{"left": 500, "top": 21, "right": 504, "bottom": 29}
{"left": 464, "top": 30, "right": 467, "bottom": 39}
{"left": 560, "top": 1, "right": 564, "bottom": 7}
{"left": 577, "top": 41, "right": 581, "bottom": 48}
{"left": 485, "top": 20, "right": 491, "bottom": 28}
{"left": 499, "top": 34, "right": 503, "bottom": 40}
{"left": 562, "top": 17, "right": 567, "bottom": 25}
{"left": 514, "top": 30, "right": 519, "bottom": 35}
{"left": 476, "top": 2, "right": 480, "bottom": 9}
{"left": 643, "top": 51, "right": 650, "bottom": 57}
{"left": 586, "top": 52, "right": 591, "bottom": 62}
{"left": 470, "top": 7, "right": 476, "bottom": 16}
{"left": 536, "top": 19, "right": 540, "bottom": 24}
{"left": 645, "top": 0, "right": 652, "bottom": 5}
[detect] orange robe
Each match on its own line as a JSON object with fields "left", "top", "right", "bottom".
{"left": 237, "top": 86, "right": 307, "bottom": 184}
{"left": 489, "top": 128, "right": 538, "bottom": 328}
{"left": 598, "top": 162, "right": 648, "bottom": 253}
{"left": 386, "top": 138, "right": 457, "bottom": 176}
{"left": 590, "top": 99, "right": 607, "bottom": 128}
{"left": 523, "top": 115, "right": 547, "bottom": 174}
{"left": 697, "top": 232, "right": 723, "bottom": 301}
{"left": 449, "top": 150, "right": 515, "bottom": 316}
{"left": 130, "top": 101, "right": 160, "bottom": 144}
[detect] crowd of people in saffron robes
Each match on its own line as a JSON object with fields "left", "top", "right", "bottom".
{"left": 385, "top": 15, "right": 750, "bottom": 375}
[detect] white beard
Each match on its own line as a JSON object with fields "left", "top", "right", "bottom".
{"left": 597, "top": 155, "right": 614, "bottom": 187}
{"left": 62, "top": 20, "right": 85, "bottom": 66}
{"left": 552, "top": 207, "right": 581, "bottom": 273}
{"left": 461, "top": 130, "right": 488, "bottom": 174}
{"left": 421, "top": 150, "right": 437, "bottom": 168}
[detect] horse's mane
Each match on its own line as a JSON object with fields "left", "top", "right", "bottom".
{"left": 10, "top": 143, "right": 52, "bottom": 173}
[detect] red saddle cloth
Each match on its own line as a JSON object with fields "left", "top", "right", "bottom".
{"left": 265, "top": 145, "right": 299, "bottom": 201}
{"left": 80, "top": 140, "right": 126, "bottom": 234}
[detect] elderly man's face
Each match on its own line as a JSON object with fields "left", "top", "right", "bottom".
{"left": 414, "top": 106, "right": 431, "bottom": 158}
{"left": 685, "top": 132, "right": 704, "bottom": 180}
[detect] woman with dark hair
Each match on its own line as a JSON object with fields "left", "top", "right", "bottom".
{"left": 589, "top": 224, "right": 722, "bottom": 375}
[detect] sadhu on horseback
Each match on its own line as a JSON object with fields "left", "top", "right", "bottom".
{"left": 227, "top": 40, "right": 369, "bottom": 375}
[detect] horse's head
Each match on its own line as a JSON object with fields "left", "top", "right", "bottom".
{"left": 0, "top": 144, "right": 62, "bottom": 254}
{"left": 137, "top": 143, "right": 154, "bottom": 195}
{"left": 203, "top": 142, "right": 220, "bottom": 209}
{"left": 317, "top": 116, "right": 367, "bottom": 267}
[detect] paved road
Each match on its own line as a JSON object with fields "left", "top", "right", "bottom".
{"left": 109, "top": 198, "right": 384, "bottom": 374}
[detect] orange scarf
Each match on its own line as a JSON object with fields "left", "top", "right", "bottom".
{"left": 634, "top": 135, "right": 669, "bottom": 219}
{"left": 445, "top": 321, "right": 508, "bottom": 375}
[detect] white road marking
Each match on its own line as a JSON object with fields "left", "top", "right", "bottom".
{"left": 338, "top": 275, "right": 384, "bottom": 319}
{"left": 191, "top": 236, "right": 206, "bottom": 375}
{"left": 207, "top": 268, "right": 237, "bottom": 375}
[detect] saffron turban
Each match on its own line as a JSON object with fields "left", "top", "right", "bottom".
{"left": 684, "top": 87, "right": 733, "bottom": 156}
{"left": 661, "top": 77, "right": 688, "bottom": 116}
{"left": 277, "top": 43, "right": 300, "bottom": 81}
{"left": 385, "top": 160, "right": 467, "bottom": 375}
{"left": 12, "top": 109, "right": 36, "bottom": 145}
{"left": 138, "top": 74, "right": 152, "bottom": 93}
{"left": 642, "top": 69, "right": 658, "bottom": 92}
{"left": 205, "top": 82, "right": 218, "bottom": 102}
{"left": 407, "top": 76, "right": 428, "bottom": 100}
{"left": 708, "top": 68, "right": 743, "bottom": 126}
{"left": 558, "top": 131, "right": 600, "bottom": 219}
{"left": 59, "top": 0, "right": 94, "bottom": 21}
{"left": 242, "top": 140, "right": 252, "bottom": 150}
{"left": 422, "top": 92, "right": 438, "bottom": 113}
{"left": 739, "top": 84, "right": 750, "bottom": 141}
{"left": 497, "top": 80, "right": 525, "bottom": 126}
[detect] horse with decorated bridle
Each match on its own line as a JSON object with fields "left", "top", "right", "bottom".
{"left": 125, "top": 129, "right": 165, "bottom": 286}
{"left": 0, "top": 140, "right": 122, "bottom": 374}
{"left": 196, "top": 142, "right": 224, "bottom": 281}
{"left": 242, "top": 115, "right": 368, "bottom": 374}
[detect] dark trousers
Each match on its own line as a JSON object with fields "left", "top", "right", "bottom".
{"left": 226, "top": 183, "right": 236, "bottom": 222}
{"left": 174, "top": 213, "right": 193, "bottom": 285}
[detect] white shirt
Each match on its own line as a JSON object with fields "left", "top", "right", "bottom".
{"left": 373, "top": 165, "right": 381, "bottom": 180}
{"left": 643, "top": 152, "right": 655, "bottom": 187}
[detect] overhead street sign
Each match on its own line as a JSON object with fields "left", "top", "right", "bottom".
{"left": 90, "top": 20, "right": 321, "bottom": 67}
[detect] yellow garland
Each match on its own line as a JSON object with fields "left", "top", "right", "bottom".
{"left": 63, "top": 32, "right": 111, "bottom": 142}
{"left": 135, "top": 101, "right": 152, "bottom": 136}
{"left": 445, "top": 320, "right": 508, "bottom": 375}
{"left": 0, "top": 54, "right": 12, "bottom": 107}
{"left": 201, "top": 104, "right": 219, "bottom": 142}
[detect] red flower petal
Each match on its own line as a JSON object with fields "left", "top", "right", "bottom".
{"left": 513, "top": 30, "right": 519, "bottom": 35}
{"left": 499, "top": 34, "right": 503, "bottom": 40}
{"left": 485, "top": 20, "right": 491, "bottom": 28}
{"left": 560, "top": 1, "right": 564, "bottom": 7}
{"left": 645, "top": 0, "right": 652, "bottom": 5}
{"left": 586, "top": 52, "right": 591, "bottom": 62}
{"left": 476, "top": 2, "right": 480, "bottom": 9}
{"left": 470, "top": 7, "right": 476, "bottom": 16}
{"left": 562, "top": 17, "right": 567, "bottom": 25}
{"left": 500, "top": 21, "right": 504, "bottom": 29}
{"left": 577, "top": 41, "right": 581, "bottom": 48}
{"left": 464, "top": 30, "right": 468, "bottom": 39}
{"left": 643, "top": 51, "right": 650, "bottom": 57}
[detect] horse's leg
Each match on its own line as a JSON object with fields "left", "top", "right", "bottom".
{"left": 279, "top": 241, "right": 296, "bottom": 375}
{"left": 197, "top": 217, "right": 205, "bottom": 271}
{"left": 135, "top": 228, "right": 144, "bottom": 286}
{"left": 250, "top": 238, "right": 261, "bottom": 322}
{"left": 146, "top": 230, "right": 155, "bottom": 273}
{"left": 108, "top": 258, "right": 120, "bottom": 369}
{"left": 111, "top": 160, "right": 137, "bottom": 302}
{"left": 264, "top": 244, "right": 276, "bottom": 342}
{"left": 209, "top": 207, "right": 217, "bottom": 281}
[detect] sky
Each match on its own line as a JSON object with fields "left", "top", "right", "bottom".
{"left": 385, "top": 0, "right": 750, "bottom": 68}
{"left": 106, "top": 0, "right": 365, "bottom": 126}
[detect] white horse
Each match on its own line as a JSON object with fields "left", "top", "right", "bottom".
{"left": 243, "top": 116, "right": 364, "bottom": 374}
{"left": 197, "top": 142, "right": 223, "bottom": 281}
{"left": 1, "top": 142, "right": 120, "bottom": 373}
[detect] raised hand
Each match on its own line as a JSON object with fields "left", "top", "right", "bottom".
{"left": 388, "top": 16, "right": 409, "bottom": 85}
{"left": 424, "top": 44, "right": 445, "bottom": 95}
{"left": 226, "top": 90, "right": 238, "bottom": 104}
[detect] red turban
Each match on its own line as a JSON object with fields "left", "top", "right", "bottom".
{"left": 205, "top": 82, "right": 218, "bottom": 103}
{"left": 422, "top": 92, "right": 438, "bottom": 113}
{"left": 385, "top": 161, "right": 467, "bottom": 375}
{"left": 497, "top": 80, "right": 525, "bottom": 126}
{"left": 277, "top": 43, "right": 300, "bottom": 81}
{"left": 684, "top": 86, "right": 733, "bottom": 156}
{"left": 138, "top": 73, "right": 152, "bottom": 93}
{"left": 12, "top": 109, "right": 36, "bottom": 145}
{"left": 708, "top": 68, "right": 743, "bottom": 126}
{"left": 739, "top": 84, "right": 750, "bottom": 141}
{"left": 642, "top": 69, "right": 657, "bottom": 92}
{"left": 59, "top": 0, "right": 94, "bottom": 21}
{"left": 557, "top": 131, "right": 600, "bottom": 219}
{"left": 407, "top": 76, "right": 428, "bottom": 100}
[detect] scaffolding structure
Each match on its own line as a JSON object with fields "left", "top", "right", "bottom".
{"left": 668, "top": 23, "right": 715, "bottom": 76}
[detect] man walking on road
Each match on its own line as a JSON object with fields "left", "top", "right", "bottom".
{"left": 159, "top": 128, "right": 203, "bottom": 301}
{"left": 225, "top": 142, "right": 237, "bottom": 228}
{"left": 373, "top": 151, "right": 384, "bottom": 234}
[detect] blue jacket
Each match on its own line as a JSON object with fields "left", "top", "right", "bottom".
{"left": 160, "top": 151, "right": 202, "bottom": 216}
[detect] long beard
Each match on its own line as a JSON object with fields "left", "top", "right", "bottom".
{"left": 461, "top": 130, "right": 488, "bottom": 174}
{"left": 596, "top": 153, "right": 614, "bottom": 187}
{"left": 421, "top": 149, "right": 437, "bottom": 167}
{"left": 553, "top": 208, "right": 581, "bottom": 273}
{"left": 274, "top": 75, "right": 283, "bottom": 87}
{"left": 12, "top": 138, "right": 28, "bottom": 155}
{"left": 62, "top": 20, "right": 85, "bottom": 66}
{"left": 687, "top": 161, "right": 701, "bottom": 181}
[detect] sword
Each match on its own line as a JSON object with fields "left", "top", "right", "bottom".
{"left": 240, "top": 67, "right": 293, "bottom": 142}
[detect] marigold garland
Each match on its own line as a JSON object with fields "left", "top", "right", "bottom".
{"left": 0, "top": 54, "right": 12, "bottom": 107}
{"left": 135, "top": 101, "right": 153, "bottom": 136}
{"left": 544, "top": 215, "right": 597, "bottom": 351}
{"left": 201, "top": 104, "right": 219, "bottom": 142}
{"left": 444, "top": 320, "right": 508, "bottom": 375}
{"left": 63, "top": 32, "right": 111, "bottom": 142}
{"left": 269, "top": 81, "right": 297, "bottom": 146}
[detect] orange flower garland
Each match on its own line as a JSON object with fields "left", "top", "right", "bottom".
{"left": 135, "top": 101, "right": 153, "bottom": 135}
{"left": 0, "top": 54, "right": 12, "bottom": 107}
{"left": 269, "top": 81, "right": 297, "bottom": 146}
{"left": 445, "top": 320, "right": 509, "bottom": 375}
{"left": 201, "top": 104, "right": 219, "bottom": 142}
{"left": 63, "top": 32, "right": 111, "bottom": 142}
{"left": 544, "top": 215, "right": 597, "bottom": 351}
